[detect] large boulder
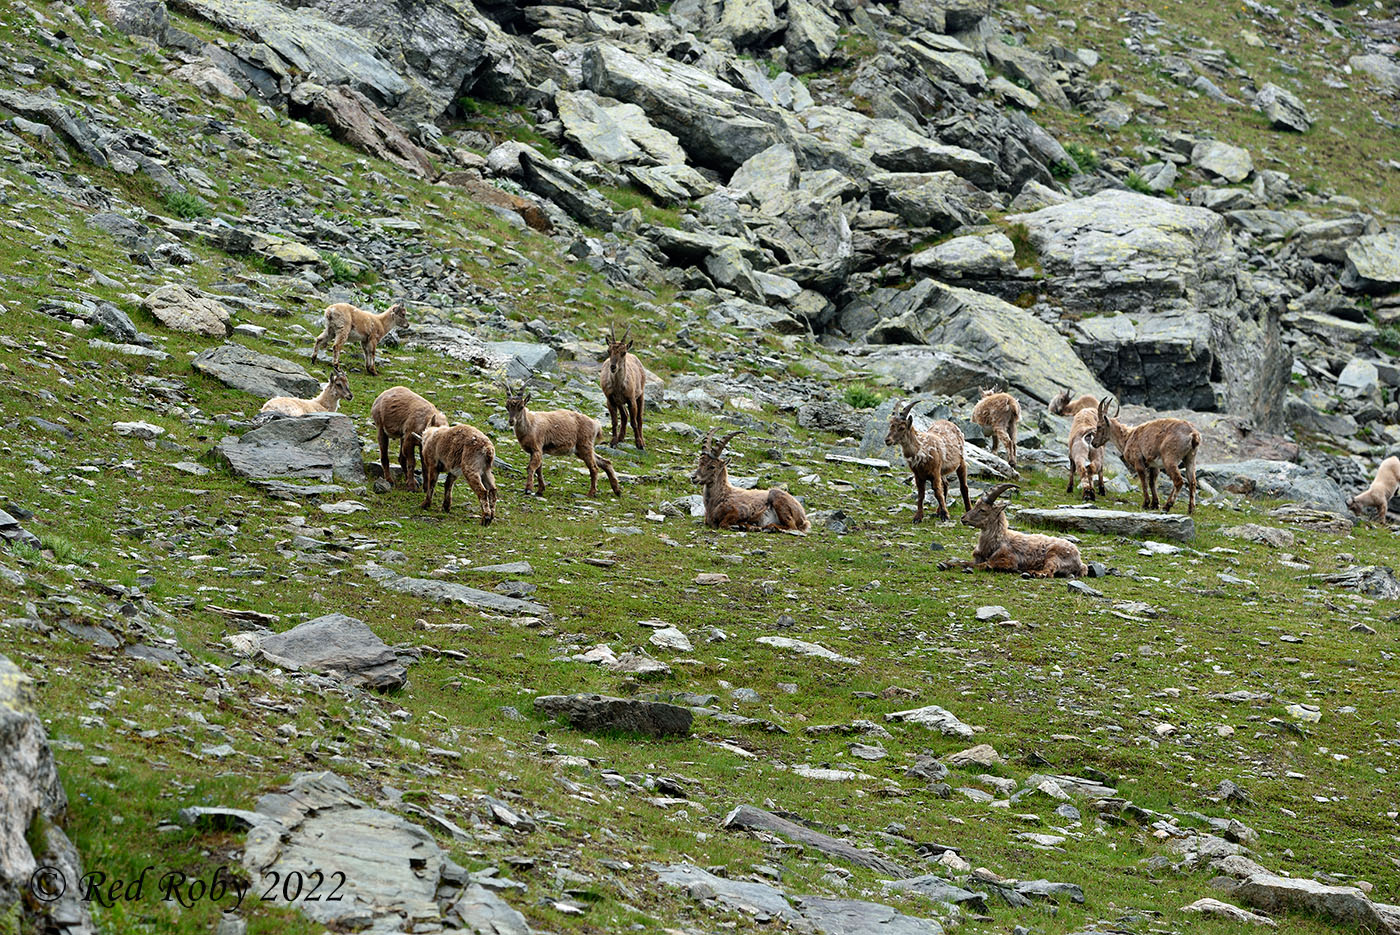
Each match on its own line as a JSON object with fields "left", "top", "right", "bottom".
{"left": 534, "top": 694, "right": 693, "bottom": 737}
{"left": 192, "top": 343, "right": 320, "bottom": 398}
{"left": 1008, "top": 190, "right": 1289, "bottom": 429}
{"left": 1341, "top": 231, "right": 1400, "bottom": 295}
{"left": 718, "top": 0, "right": 780, "bottom": 47}
{"left": 289, "top": 83, "right": 436, "bottom": 177}
{"left": 800, "top": 107, "right": 998, "bottom": 187}
{"left": 166, "top": 0, "right": 409, "bottom": 107}
{"left": 1, "top": 654, "right": 96, "bottom": 935}
{"left": 727, "top": 143, "right": 801, "bottom": 208}
{"left": 1191, "top": 140, "right": 1254, "bottom": 182}
{"left": 1016, "top": 506, "right": 1195, "bottom": 542}
{"left": 102, "top": 0, "right": 169, "bottom": 40}
{"left": 248, "top": 614, "right": 408, "bottom": 691}
{"left": 141, "top": 283, "right": 234, "bottom": 337}
{"left": 846, "top": 279, "right": 1108, "bottom": 403}
{"left": 1235, "top": 873, "right": 1397, "bottom": 932}
{"left": 0, "top": 89, "right": 110, "bottom": 167}
{"left": 985, "top": 39, "right": 1070, "bottom": 109}
{"left": 1196, "top": 459, "right": 1348, "bottom": 513}
{"left": 1254, "top": 83, "right": 1311, "bottom": 132}
{"left": 1349, "top": 54, "right": 1400, "bottom": 91}
{"left": 581, "top": 43, "right": 791, "bottom": 173}
{"left": 519, "top": 151, "right": 617, "bottom": 229}
{"left": 784, "top": 0, "right": 840, "bottom": 72}
{"left": 216, "top": 413, "right": 367, "bottom": 483}
{"left": 556, "top": 90, "right": 687, "bottom": 166}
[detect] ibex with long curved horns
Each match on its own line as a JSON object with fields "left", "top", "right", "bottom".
{"left": 960, "top": 483, "right": 1087, "bottom": 577}
{"left": 600, "top": 321, "right": 646, "bottom": 449}
{"left": 1088, "top": 396, "right": 1200, "bottom": 514}
{"left": 691, "top": 429, "right": 810, "bottom": 532}
{"left": 885, "top": 399, "right": 970, "bottom": 522}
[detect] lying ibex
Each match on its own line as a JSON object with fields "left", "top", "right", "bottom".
{"left": 416, "top": 424, "right": 497, "bottom": 524}
{"left": 1066, "top": 407, "right": 1106, "bottom": 501}
{"left": 1048, "top": 389, "right": 1099, "bottom": 416}
{"left": 961, "top": 483, "right": 1087, "bottom": 577}
{"left": 310, "top": 301, "right": 408, "bottom": 376}
{"left": 1088, "top": 397, "right": 1201, "bottom": 514}
{"left": 971, "top": 388, "right": 1020, "bottom": 468}
{"left": 885, "top": 400, "right": 970, "bottom": 522}
{"left": 371, "top": 386, "right": 446, "bottom": 492}
{"left": 260, "top": 368, "right": 352, "bottom": 416}
{"left": 691, "top": 429, "right": 810, "bottom": 532}
{"left": 600, "top": 322, "right": 645, "bottom": 450}
{"left": 1347, "top": 455, "right": 1400, "bottom": 523}
{"left": 502, "top": 378, "right": 620, "bottom": 497}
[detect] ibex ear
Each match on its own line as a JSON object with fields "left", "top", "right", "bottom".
{"left": 626, "top": 339, "right": 634, "bottom": 350}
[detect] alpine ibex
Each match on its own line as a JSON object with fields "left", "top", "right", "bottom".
{"left": 371, "top": 385, "right": 447, "bottom": 492}
{"left": 1347, "top": 455, "right": 1400, "bottom": 523}
{"left": 502, "top": 378, "right": 620, "bottom": 497}
{"left": 600, "top": 322, "right": 645, "bottom": 450}
{"left": 885, "top": 400, "right": 970, "bottom": 522}
{"left": 691, "top": 429, "right": 810, "bottom": 532}
{"left": 1066, "top": 407, "right": 1106, "bottom": 501}
{"left": 970, "top": 388, "right": 1020, "bottom": 468}
{"left": 1088, "top": 397, "right": 1201, "bottom": 514}
{"left": 260, "top": 368, "right": 352, "bottom": 416}
{"left": 1049, "top": 389, "right": 1099, "bottom": 417}
{"left": 417, "top": 424, "right": 497, "bottom": 525}
{"left": 961, "top": 483, "right": 1087, "bottom": 577}
{"left": 310, "top": 301, "right": 408, "bottom": 376}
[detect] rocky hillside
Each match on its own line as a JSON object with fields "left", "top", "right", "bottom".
{"left": 1, "top": 0, "right": 1399, "bottom": 931}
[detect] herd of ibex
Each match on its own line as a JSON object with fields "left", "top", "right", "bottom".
{"left": 256, "top": 300, "right": 1397, "bottom": 575}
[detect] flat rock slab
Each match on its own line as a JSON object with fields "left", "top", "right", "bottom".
{"left": 1016, "top": 506, "right": 1195, "bottom": 542}
{"left": 721, "top": 805, "right": 912, "bottom": 878}
{"left": 248, "top": 613, "right": 407, "bottom": 692}
{"left": 364, "top": 563, "right": 547, "bottom": 616}
{"left": 755, "top": 636, "right": 861, "bottom": 665}
{"left": 654, "top": 864, "right": 944, "bottom": 934}
{"left": 885, "top": 704, "right": 976, "bottom": 738}
{"left": 1235, "top": 872, "right": 1393, "bottom": 932}
{"left": 217, "top": 413, "right": 366, "bottom": 483}
{"left": 535, "top": 693, "right": 692, "bottom": 737}
{"left": 883, "top": 874, "right": 988, "bottom": 912}
{"left": 193, "top": 343, "right": 320, "bottom": 398}
{"left": 1181, "top": 897, "right": 1277, "bottom": 926}
{"left": 142, "top": 283, "right": 233, "bottom": 337}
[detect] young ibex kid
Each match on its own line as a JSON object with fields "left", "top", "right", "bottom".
{"left": 310, "top": 300, "right": 408, "bottom": 376}
{"left": 502, "top": 378, "right": 621, "bottom": 497}
{"left": 260, "top": 368, "right": 352, "bottom": 416}
{"left": 1347, "top": 455, "right": 1400, "bottom": 523}
{"left": 416, "top": 423, "right": 497, "bottom": 525}
{"left": 970, "top": 388, "right": 1020, "bottom": 468}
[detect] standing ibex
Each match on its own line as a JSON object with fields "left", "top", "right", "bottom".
{"left": 1347, "top": 455, "right": 1400, "bottom": 523}
{"left": 970, "top": 388, "right": 1020, "bottom": 468}
{"left": 310, "top": 301, "right": 408, "bottom": 376}
{"left": 600, "top": 322, "right": 645, "bottom": 450}
{"left": 502, "top": 378, "right": 621, "bottom": 497}
{"left": 371, "top": 385, "right": 447, "bottom": 492}
{"left": 1088, "top": 397, "right": 1201, "bottom": 514}
{"left": 1066, "top": 407, "right": 1106, "bottom": 501}
{"left": 885, "top": 400, "right": 970, "bottom": 523}
{"left": 960, "top": 483, "right": 1087, "bottom": 577}
{"left": 691, "top": 429, "right": 810, "bottom": 532}
{"left": 417, "top": 423, "right": 498, "bottom": 525}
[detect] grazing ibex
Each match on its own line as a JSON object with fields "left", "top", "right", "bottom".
{"left": 1066, "top": 407, "right": 1106, "bottom": 501}
{"left": 1049, "top": 389, "right": 1099, "bottom": 417}
{"left": 885, "top": 400, "right": 970, "bottom": 522}
{"left": 502, "top": 378, "right": 620, "bottom": 497}
{"left": 310, "top": 301, "right": 408, "bottom": 375}
{"left": 691, "top": 429, "right": 810, "bottom": 532}
{"left": 416, "top": 424, "right": 497, "bottom": 525}
{"left": 260, "top": 368, "right": 352, "bottom": 416}
{"left": 371, "top": 386, "right": 447, "bottom": 492}
{"left": 1347, "top": 455, "right": 1400, "bottom": 523}
{"left": 960, "top": 483, "right": 1088, "bottom": 577}
{"left": 1088, "top": 397, "right": 1201, "bottom": 514}
{"left": 971, "top": 388, "right": 1021, "bottom": 468}
{"left": 600, "top": 322, "right": 645, "bottom": 450}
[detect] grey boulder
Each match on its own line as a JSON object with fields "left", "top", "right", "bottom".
{"left": 1191, "top": 140, "right": 1254, "bottom": 182}
{"left": 192, "top": 343, "right": 320, "bottom": 398}
{"left": 1341, "top": 231, "right": 1400, "bottom": 295}
{"left": 1015, "top": 506, "right": 1196, "bottom": 541}
{"left": 254, "top": 614, "right": 407, "bottom": 692}
{"left": 142, "top": 283, "right": 234, "bottom": 337}
{"left": 216, "top": 413, "right": 367, "bottom": 483}
{"left": 1196, "top": 460, "right": 1348, "bottom": 513}
{"left": 534, "top": 693, "right": 693, "bottom": 737}
{"left": 1255, "top": 83, "right": 1311, "bottom": 132}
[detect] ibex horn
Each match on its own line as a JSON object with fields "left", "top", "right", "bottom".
{"left": 982, "top": 482, "right": 1020, "bottom": 505}
{"left": 899, "top": 399, "right": 917, "bottom": 419}
{"left": 713, "top": 430, "right": 743, "bottom": 458}
{"left": 702, "top": 427, "right": 715, "bottom": 455}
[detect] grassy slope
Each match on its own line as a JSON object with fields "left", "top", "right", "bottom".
{"left": 1014, "top": 0, "right": 1400, "bottom": 215}
{"left": 0, "top": 4, "right": 1398, "bottom": 935}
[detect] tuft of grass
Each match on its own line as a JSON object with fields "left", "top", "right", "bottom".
{"left": 321, "top": 251, "right": 377, "bottom": 285}
{"left": 1124, "top": 171, "right": 1153, "bottom": 194}
{"left": 1006, "top": 221, "right": 1041, "bottom": 274}
{"left": 1050, "top": 159, "right": 1078, "bottom": 180}
{"left": 162, "top": 190, "right": 210, "bottom": 219}
{"left": 1375, "top": 324, "right": 1400, "bottom": 356}
{"left": 843, "top": 385, "right": 884, "bottom": 409}
{"left": 1066, "top": 142, "right": 1099, "bottom": 172}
